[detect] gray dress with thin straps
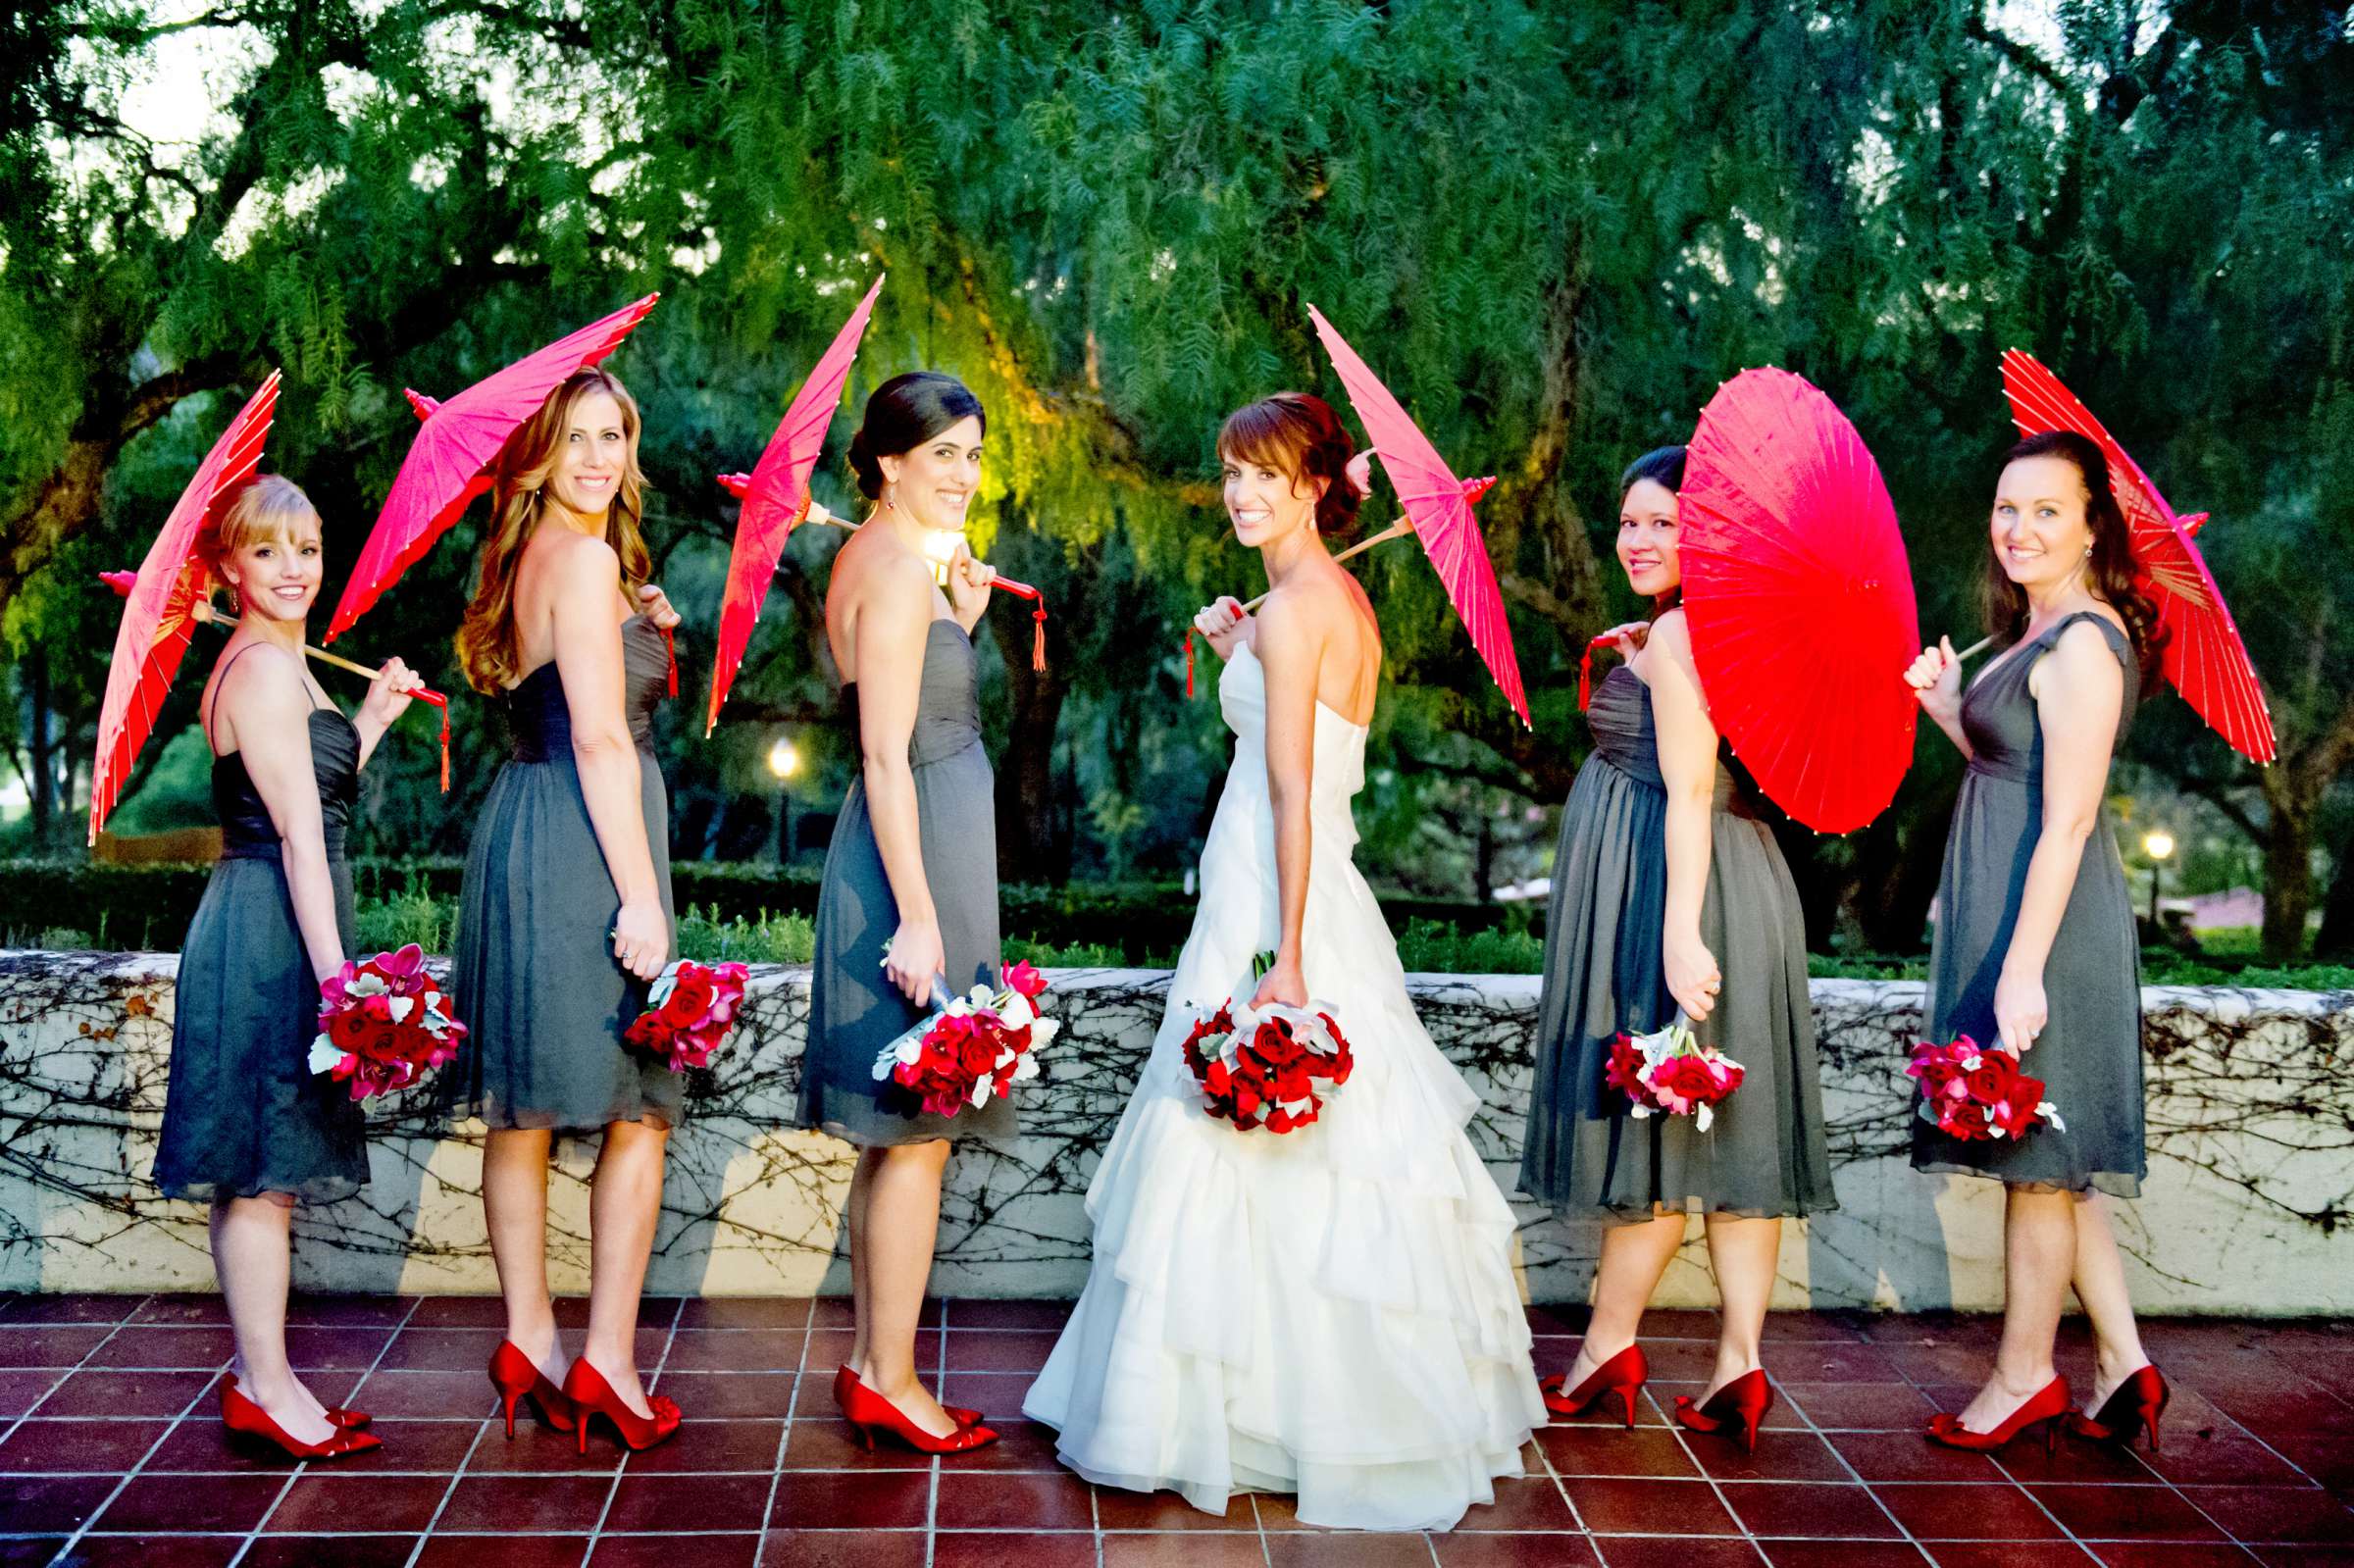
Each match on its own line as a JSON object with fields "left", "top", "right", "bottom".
{"left": 798, "top": 619, "right": 1013, "bottom": 1145}
{"left": 446, "top": 615, "right": 680, "bottom": 1133}
{"left": 1519, "top": 665, "right": 1836, "bottom": 1220}
{"left": 154, "top": 651, "right": 370, "bottom": 1204}
{"left": 1912, "top": 611, "right": 2145, "bottom": 1196}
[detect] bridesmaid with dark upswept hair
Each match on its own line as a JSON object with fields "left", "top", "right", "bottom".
{"left": 1518, "top": 445, "right": 1835, "bottom": 1454}
{"left": 446, "top": 364, "right": 689, "bottom": 1453}
{"left": 1901, "top": 430, "right": 2170, "bottom": 1455}
{"left": 800, "top": 371, "right": 1007, "bottom": 1455}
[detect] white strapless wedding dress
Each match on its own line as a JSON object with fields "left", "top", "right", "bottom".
{"left": 1023, "top": 645, "right": 1542, "bottom": 1531}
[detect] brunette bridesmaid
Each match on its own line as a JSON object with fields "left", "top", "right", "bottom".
{"left": 1901, "top": 430, "right": 2168, "bottom": 1453}
{"left": 1519, "top": 446, "right": 1836, "bottom": 1452}
{"left": 798, "top": 372, "right": 1006, "bottom": 1455}
{"left": 157, "top": 475, "right": 424, "bottom": 1460}
{"left": 446, "top": 366, "right": 688, "bottom": 1452}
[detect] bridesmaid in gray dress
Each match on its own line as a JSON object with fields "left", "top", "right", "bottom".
{"left": 449, "top": 365, "right": 687, "bottom": 1452}
{"left": 799, "top": 372, "right": 1006, "bottom": 1455}
{"left": 1521, "top": 447, "right": 1835, "bottom": 1451}
{"left": 1902, "top": 430, "right": 2171, "bottom": 1454}
{"left": 160, "top": 475, "right": 423, "bottom": 1459}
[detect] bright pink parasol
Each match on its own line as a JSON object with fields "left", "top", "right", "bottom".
{"left": 89, "top": 373, "right": 281, "bottom": 843}
{"left": 326, "top": 294, "right": 659, "bottom": 641}
{"left": 2000, "top": 348, "right": 2275, "bottom": 764}
{"left": 705, "top": 277, "right": 884, "bottom": 733}
{"left": 1305, "top": 304, "right": 1530, "bottom": 729}
{"left": 1679, "top": 367, "right": 1920, "bottom": 834}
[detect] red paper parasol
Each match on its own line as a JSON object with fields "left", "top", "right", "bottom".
{"left": 705, "top": 277, "right": 884, "bottom": 733}
{"left": 1679, "top": 368, "right": 1920, "bottom": 834}
{"left": 327, "top": 293, "right": 659, "bottom": 641}
{"left": 2000, "top": 348, "right": 2275, "bottom": 763}
{"left": 1305, "top": 305, "right": 1530, "bottom": 728}
{"left": 88, "top": 373, "right": 281, "bottom": 843}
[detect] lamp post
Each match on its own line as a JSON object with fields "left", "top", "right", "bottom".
{"left": 769, "top": 736, "right": 800, "bottom": 865}
{"left": 2143, "top": 829, "right": 2175, "bottom": 930}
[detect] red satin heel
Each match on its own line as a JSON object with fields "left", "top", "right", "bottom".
{"left": 2069, "top": 1366, "right": 2169, "bottom": 1453}
{"left": 221, "top": 1381, "right": 383, "bottom": 1460}
{"left": 835, "top": 1364, "right": 981, "bottom": 1430}
{"left": 563, "top": 1356, "right": 682, "bottom": 1453}
{"left": 1539, "top": 1344, "right": 1649, "bottom": 1428}
{"left": 1674, "top": 1368, "right": 1774, "bottom": 1453}
{"left": 488, "top": 1340, "right": 577, "bottom": 1438}
{"left": 839, "top": 1371, "right": 998, "bottom": 1454}
{"left": 229, "top": 1375, "right": 369, "bottom": 1430}
{"left": 1925, "top": 1375, "right": 2071, "bottom": 1453}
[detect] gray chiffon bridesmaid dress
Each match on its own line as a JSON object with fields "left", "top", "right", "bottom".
{"left": 448, "top": 614, "right": 680, "bottom": 1133}
{"left": 155, "top": 671, "right": 371, "bottom": 1205}
{"left": 1912, "top": 610, "right": 2145, "bottom": 1195}
{"left": 1519, "top": 664, "right": 1836, "bottom": 1220}
{"left": 799, "top": 618, "right": 1012, "bottom": 1145}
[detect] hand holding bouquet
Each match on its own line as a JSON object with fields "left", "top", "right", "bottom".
{"left": 1905, "top": 1035, "right": 2065, "bottom": 1141}
{"left": 308, "top": 943, "right": 466, "bottom": 1100}
{"left": 1606, "top": 1018, "right": 1744, "bottom": 1132}
{"left": 624, "top": 960, "right": 751, "bottom": 1072}
{"left": 871, "top": 960, "right": 1055, "bottom": 1118}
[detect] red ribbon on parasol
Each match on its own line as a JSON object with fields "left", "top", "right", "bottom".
{"left": 1998, "top": 349, "right": 2276, "bottom": 764}
{"left": 327, "top": 293, "right": 659, "bottom": 644}
{"left": 1678, "top": 368, "right": 1921, "bottom": 834}
{"left": 706, "top": 277, "right": 883, "bottom": 733}
{"left": 1303, "top": 305, "right": 1531, "bottom": 729}
{"left": 90, "top": 373, "right": 281, "bottom": 842}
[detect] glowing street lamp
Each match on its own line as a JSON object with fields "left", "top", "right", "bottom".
{"left": 2143, "top": 829, "right": 2175, "bottom": 929}
{"left": 770, "top": 736, "right": 800, "bottom": 865}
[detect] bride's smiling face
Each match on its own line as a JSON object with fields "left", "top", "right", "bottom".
{"left": 1221, "top": 447, "right": 1324, "bottom": 551}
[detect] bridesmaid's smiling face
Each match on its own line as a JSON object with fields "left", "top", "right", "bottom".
{"left": 1990, "top": 453, "right": 2096, "bottom": 593}
{"left": 547, "top": 390, "right": 631, "bottom": 518}
{"left": 220, "top": 509, "right": 325, "bottom": 625}
{"left": 877, "top": 415, "right": 985, "bottom": 534}
{"left": 1616, "top": 478, "right": 1681, "bottom": 598}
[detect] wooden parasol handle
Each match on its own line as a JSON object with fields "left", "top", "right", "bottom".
{"left": 1237, "top": 517, "right": 1414, "bottom": 613}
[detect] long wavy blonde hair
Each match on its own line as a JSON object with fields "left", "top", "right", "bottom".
{"left": 455, "top": 367, "right": 651, "bottom": 693}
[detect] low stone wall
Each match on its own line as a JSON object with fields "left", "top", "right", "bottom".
{"left": 1, "top": 951, "right": 2347, "bottom": 1312}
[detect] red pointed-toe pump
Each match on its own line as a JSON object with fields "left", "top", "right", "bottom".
{"left": 488, "top": 1340, "right": 578, "bottom": 1439}
{"left": 835, "top": 1364, "right": 982, "bottom": 1431}
{"left": 221, "top": 1381, "right": 383, "bottom": 1460}
{"left": 1540, "top": 1344, "right": 1650, "bottom": 1429}
{"left": 229, "top": 1375, "right": 369, "bottom": 1430}
{"left": 1925, "top": 1375, "right": 2071, "bottom": 1453}
{"left": 839, "top": 1370, "right": 998, "bottom": 1454}
{"left": 2069, "top": 1366, "right": 2169, "bottom": 1453}
{"left": 563, "top": 1356, "right": 682, "bottom": 1453}
{"left": 1674, "top": 1368, "right": 1775, "bottom": 1453}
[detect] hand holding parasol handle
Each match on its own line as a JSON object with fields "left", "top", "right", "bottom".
{"left": 99, "top": 572, "right": 453, "bottom": 789}
{"left": 1181, "top": 515, "right": 1416, "bottom": 698}
{"left": 1952, "top": 633, "right": 1996, "bottom": 661}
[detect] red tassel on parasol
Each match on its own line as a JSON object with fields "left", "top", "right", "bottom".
{"left": 1679, "top": 368, "right": 1921, "bottom": 834}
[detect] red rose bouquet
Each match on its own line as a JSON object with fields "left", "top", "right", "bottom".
{"left": 308, "top": 943, "right": 466, "bottom": 1100}
{"left": 624, "top": 960, "right": 751, "bottom": 1072}
{"left": 870, "top": 962, "right": 1055, "bottom": 1118}
{"left": 1179, "top": 995, "right": 1355, "bottom": 1135}
{"left": 1905, "top": 1035, "right": 2065, "bottom": 1141}
{"left": 1606, "top": 1019, "right": 1745, "bottom": 1132}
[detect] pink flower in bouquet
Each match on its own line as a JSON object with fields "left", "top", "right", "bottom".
{"left": 871, "top": 978, "right": 1056, "bottom": 1117}
{"left": 624, "top": 960, "right": 751, "bottom": 1073}
{"left": 1001, "top": 960, "right": 1048, "bottom": 1000}
{"left": 309, "top": 944, "right": 466, "bottom": 1101}
{"left": 1906, "top": 1035, "right": 2064, "bottom": 1141}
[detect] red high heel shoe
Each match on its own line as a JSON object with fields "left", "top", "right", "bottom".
{"left": 1539, "top": 1344, "right": 1649, "bottom": 1428}
{"left": 488, "top": 1340, "right": 577, "bottom": 1439}
{"left": 1674, "top": 1369, "right": 1774, "bottom": 1453}
{"left": 2068, "top": 1366, "right": 2169, "bottom": 1453}
{"left": 221, "top": 1381, "right": 382, "bottom": 1460}
{"left": 563, "top": 1356, "right": 682, "bottom": 1453}
{"left": 1924, "top": 1375, "right": 2071, "bottom": 1453}
{"left": 835, "top": 1364, "right": 981, "bottom": 1430}
{"left": 229, "top": 1375, "right": 369, "bottom": 1430}
{"left": 839, "top": 1370, "right": 998, "bottom": 1454}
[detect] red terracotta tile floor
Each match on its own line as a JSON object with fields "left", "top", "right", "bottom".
{"left": 0, "top": 1295, "right": 2345, "bottom": 1567}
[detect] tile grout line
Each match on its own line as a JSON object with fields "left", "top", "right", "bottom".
{"left": 228, "top": 1295, "right": 423, "bottom": 1566}
{"left": 1778, "top": 1361, "right": 1936, "bottom": 1564}
{"left": 41, "top": 1293, "right": 225, "bottom": 1568}
{"left": 1528, "top": 1398, "right": 1606, "bottom": 1565}
{"left": 579, "top": 1291, "right": 688, "bottom": 1567}
{"left": 395, "top": 1293, "right": 499, "bottom": 1568}
{"left": 1645, "top": 1381, "right": 1771, "bottom": 1566}
{"left": 924, "top": 1295, "right": 947, "bottom": 1568}
{"left": 748, "top": 1292, "right": 822, "bottom": 1568}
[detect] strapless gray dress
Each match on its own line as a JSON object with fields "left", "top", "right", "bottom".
{"left": 1519, "top": 665, "right": 1836, "bottom": 1220}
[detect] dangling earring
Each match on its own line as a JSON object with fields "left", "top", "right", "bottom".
{"left": 884, "top": 484, "right": 897, "bottom": 513}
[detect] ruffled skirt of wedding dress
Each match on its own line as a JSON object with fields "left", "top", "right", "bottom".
{"left": 1023, "top": 802, "right": 1542, "bottom": 1530}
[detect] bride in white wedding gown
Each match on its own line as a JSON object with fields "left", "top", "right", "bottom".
{"left": 1023, "top": 394, "right": 1542, "bottom": 1532}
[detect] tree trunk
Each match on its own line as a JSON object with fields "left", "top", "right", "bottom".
{"left": 2314, "top": 835, "right": 2354, "bottom": 961}
{"left": 994, "top": 623, "right": 1070, "bottom": 885}
{"left": 2260, "top": 805, "right": 2317, "bottom": 963}
{"left": 25, "top": 649, "right": 54, "bottom": 847}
